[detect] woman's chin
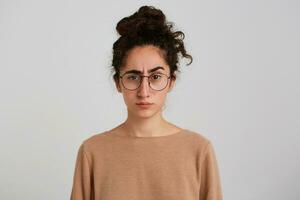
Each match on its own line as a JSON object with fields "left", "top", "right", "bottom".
{"left": 130, "top": 109, "right": 158, "bottom": 119}
{"left": 135, "top": 110, "right": 154, "bottom": 118}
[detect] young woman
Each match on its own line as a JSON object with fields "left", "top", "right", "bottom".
{"left": 70, "top": 5, "right": 223, "bottom": 200}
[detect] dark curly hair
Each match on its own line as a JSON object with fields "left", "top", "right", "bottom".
{"left": 111, "top": 5, "right": 193, "bottom": 85}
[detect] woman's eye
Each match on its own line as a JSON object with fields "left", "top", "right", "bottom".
{"left": 152, "top": 74, "right": 162, "bottom": 80}
{"left": 127, "top": 75, "right": 139, "bottom": 80}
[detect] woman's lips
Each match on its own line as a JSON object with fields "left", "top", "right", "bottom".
{"left": 136, "top": 102, "right": 152, "bottom": 105}
{"left": 136, "top": 103, "right": 153, "bottom": 108}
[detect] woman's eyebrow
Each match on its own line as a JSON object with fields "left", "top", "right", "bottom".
{"left": 124, "top": 66, "right": 165, "bottom": 74}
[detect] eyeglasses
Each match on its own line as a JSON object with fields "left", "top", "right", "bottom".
{"left": 119, "top": 72, "right": 171, "bottom": 91}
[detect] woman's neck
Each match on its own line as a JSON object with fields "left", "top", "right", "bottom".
{"left": 121, "top": 111, "right": 174, "bottom": 137}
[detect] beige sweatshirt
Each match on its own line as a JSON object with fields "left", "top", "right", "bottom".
{"left": 70, "top": 128, "right": 223, "bottom": 200}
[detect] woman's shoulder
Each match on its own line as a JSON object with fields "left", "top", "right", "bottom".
{"left": 78, "top": 130, "right": 111, "bottom": 152}
{"left": 181, "top": 128, "right": 212, "bottom": 147}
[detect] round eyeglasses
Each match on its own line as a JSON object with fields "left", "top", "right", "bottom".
{"left": 119, "top": 73, "right": 171, "bottom": 91}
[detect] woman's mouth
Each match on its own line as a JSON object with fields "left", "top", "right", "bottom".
{"left": 136, "top": 102, "right": 153, "bottom": 108}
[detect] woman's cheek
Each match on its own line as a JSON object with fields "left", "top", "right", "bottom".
{"left": 155, "top": 94, "right": 166, "bottom": 109}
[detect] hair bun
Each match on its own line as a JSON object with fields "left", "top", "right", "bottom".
{"left": 116, "top": 6, "right": 166, "bottom": 37}
{"left": 136, "top": 6, "right": 165, "bottom": 22}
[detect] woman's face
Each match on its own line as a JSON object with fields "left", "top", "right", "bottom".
{"left": 115, "top": 45, "right": 176, "bottom": 119}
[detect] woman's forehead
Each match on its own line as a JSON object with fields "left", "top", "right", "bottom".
{"left": 125, "top": 45, "right": 167, "bottom": 63}
{"left": 121, "top": 45, "right": 169, "bottom": 74}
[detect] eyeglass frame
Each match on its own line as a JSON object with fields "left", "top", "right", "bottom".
{"left": 119, "top": 72, "right": 172, "bottom": 91}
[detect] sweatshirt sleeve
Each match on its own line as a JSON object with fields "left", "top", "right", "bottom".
{"left": 199, "top": 141, "right": 223, "bottom": 200}
{"left": 70, "top": 143, "right": 94, "bottom": 200}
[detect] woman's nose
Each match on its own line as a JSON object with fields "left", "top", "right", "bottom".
{"left": 137, "top": 76, "right": 150, "bottom": 97}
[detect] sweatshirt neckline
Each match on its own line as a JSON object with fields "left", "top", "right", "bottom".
{"left": 105, "top": 128, "right": 186, "bottom": 139}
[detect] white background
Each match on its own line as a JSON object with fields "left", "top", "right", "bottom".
{"left": 1, "top": 0, "right": 299, "bottom": 199}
